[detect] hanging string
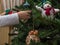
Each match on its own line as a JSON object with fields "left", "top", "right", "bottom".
{"left": 32, "top": 4, "right": 35, "bottom": 30}
{"left": 32, "top": 14, "right": 34, "bottom": 30}
{"left": 32, "top": 0, "right": 46, "bottom": 30}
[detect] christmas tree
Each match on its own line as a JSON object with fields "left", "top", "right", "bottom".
{"left": 9, "top": 0, "right": 60, "bottom": 45}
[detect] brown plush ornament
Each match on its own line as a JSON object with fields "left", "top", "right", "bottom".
{"left": 26, "top": 30, "right": 40, "bottom": 45}
{"left": 29, "top": 30, "right": 34, "bottom": 35}
{"left": 34, "top": 30, "right": 38, "bottom": 35}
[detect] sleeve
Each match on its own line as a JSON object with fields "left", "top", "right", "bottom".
{"left": 0, "top": 13, "right": 19, "bottom": 26}
{"left": 54, "top": 9, "right": 60, "bottom": 12}
{"left": 35, "top": 5, "right": 43, "bottom": 11}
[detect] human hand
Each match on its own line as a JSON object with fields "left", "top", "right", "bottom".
{"left": 17, "top": 10, "right": 31, "bottom": 20}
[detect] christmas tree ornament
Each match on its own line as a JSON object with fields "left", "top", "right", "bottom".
{"left": 5, "top": 9, "right": 10, "bottom": 13}
{"left": 13, "top": 27, "right": 18, "bottom": 34}
{"left": 35, "top": 1, "right": 60, "bottom": 20}
{"left": 10, "top": 27, "right": 18, "bottom": 35}
{"left": 34, "top": 30, "right": 38, "bottom": 35}
{"left": 26, "top": 30, "right": 40, "bottom": 45}
{"left": 29, "top": 30, "right": 34, "bottom": 35}
{"left": 5, "top": 9, "right": 13, "bottom": 15}
{"left": 23, "top": 0, "right": 30, "bottom": 8}
{"left": 1, "top": 9, "right": 12, "bottom": 15}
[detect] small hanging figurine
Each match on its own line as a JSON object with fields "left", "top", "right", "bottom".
{"left": 1, "top": 9, "right": 13, "bottom": 15}
{"left": 35, "top": 1, "right": 60, "bottom": 20}
{"left": 26, "top": 30, "right": 40, "bottom": 45}
{"left": 5, "top": 9, "right": 13, "bottom": 15}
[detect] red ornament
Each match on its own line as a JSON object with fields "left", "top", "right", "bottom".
{"left": 8, "top": 11, "right": 13, "bottom": 14}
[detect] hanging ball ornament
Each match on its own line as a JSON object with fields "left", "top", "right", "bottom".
{"left": 23, "top": 1, "right": 30, "bottom": 8}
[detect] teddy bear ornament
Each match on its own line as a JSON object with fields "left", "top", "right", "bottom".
{"left": 26, "top": 30, "right": 40, "bottom": 45}
{"left": 35, "top": 1, "right": 60, "bottom": 20}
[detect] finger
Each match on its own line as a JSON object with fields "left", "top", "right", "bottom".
{"left": 25, "top": 10, "right": 32, "bottom": 13}
{"left": 25, "top": 13, "right": 30, "bottom": 17}
{"left": 25, "top": 12, "right": 30, "bottom": 15}
{"left": 27, "top": 14, "right": 30, "bottom": 17}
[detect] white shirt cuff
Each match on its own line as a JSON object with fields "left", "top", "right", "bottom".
{"left": 0, "top": 13, "right": 19, "bottom": 26}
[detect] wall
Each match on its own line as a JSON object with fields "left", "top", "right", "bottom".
{"left": 0, "top": 27, "right": 9, "bottom": 45}
{"left": 1, "top": 0, "right": 24, "bottom": 10}
{"left": 0, "top": 0, "right": 9, "bottom": 45}
{"left": 0, "top": 3, "right": 9, "bottom": 45}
